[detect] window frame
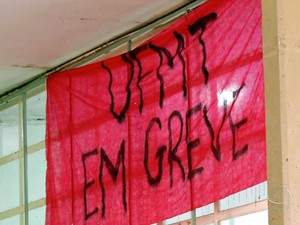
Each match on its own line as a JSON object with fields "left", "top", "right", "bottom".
{"left": 0, "top": 85, "right": 46, "bottom": 225}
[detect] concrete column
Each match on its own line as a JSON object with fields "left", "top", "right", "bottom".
{"left": 262, "top": 0, "right": 300, "bottom": 224}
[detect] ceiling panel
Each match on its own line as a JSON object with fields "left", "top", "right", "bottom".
{"left": 0, "top": 0, "right": 188, "bottom": 95}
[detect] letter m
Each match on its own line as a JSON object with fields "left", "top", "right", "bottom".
{"left": 99, "top": 140, "right": 127, "bottom": 218}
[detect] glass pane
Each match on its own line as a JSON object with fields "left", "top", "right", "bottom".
{"left": 220, "top": 210, "right": 268, "bottom": 225}
{"left": 196, "top": 203, "right": 214, "bottom": 216}
{"left": 165, "top": 211, "right": 191, "bottom": 224}
{"left": 29, "top": 206, "right": 45, "bottom": 225}
{"left": 0, "top": 160, "right": 20, "bottom": 212}
{"left": 28, "top": 149, "right": 46, "bottom": 202}
{"left": 0, "top": 215, "right": 20, "bottom": 225}
{"left": 219, "top": 181, "right": 268, "bottom": 211}
{"left": 0, "top": 104, "right": 19, "bottom": 157}
{"left": 27, "top": 91, "right": 46, "bottom": 146}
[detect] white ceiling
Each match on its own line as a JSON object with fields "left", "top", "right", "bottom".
{"left": 0, "top": 0, "right": 189, "bottom": 96}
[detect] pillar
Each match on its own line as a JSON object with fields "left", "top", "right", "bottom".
{"left": 262, "top": 0, "right": 300, "bottom": 224}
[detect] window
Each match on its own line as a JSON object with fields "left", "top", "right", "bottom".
{"left": 156, "top": 181, "right": 268, "bottom": 225}
{"left": 0, "top": 86, "right": 46, "bottom": 225}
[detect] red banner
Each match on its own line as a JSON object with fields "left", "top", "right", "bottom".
{"left": 46, "top": 0, "right": 266, "bottom": 224}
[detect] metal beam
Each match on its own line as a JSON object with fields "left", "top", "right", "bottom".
{"left": 22, "top": 94, "right": 29, "bottom": 225}
{"left": 191, "top": 210, "right": 197, "bottom": 225}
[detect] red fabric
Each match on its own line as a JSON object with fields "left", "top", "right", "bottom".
{"left": 46, "top": 0, "right": 266, "bottom": 224}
